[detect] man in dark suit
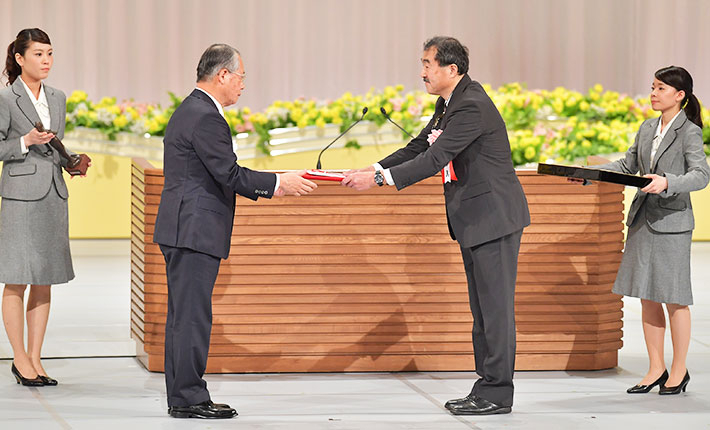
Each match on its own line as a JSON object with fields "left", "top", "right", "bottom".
{"left": 343, "top": 36, "right": 530, "bottom": 415}
{"left": 153, "top": 43, "right": 316, "bottom": 419}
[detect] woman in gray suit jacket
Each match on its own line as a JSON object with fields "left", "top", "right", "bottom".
{"left": 0, "top": 28, "right": 78, "bottom": 387}
{"left": 594, "top": 66, "right": 709, "bottom": 395}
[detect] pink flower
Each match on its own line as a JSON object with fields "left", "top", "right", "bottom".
{"left": 408, "top": 104, "right": 422, "bottom": 117}
{"left": 533, "top": 124, "right": 547, "bottom": 136}
{"left": 389, "top": 97, "right": 404, "bottom": 112}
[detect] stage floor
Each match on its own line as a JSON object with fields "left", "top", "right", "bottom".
{"left": 1, "top": 240, "right": 709, "bottom": 429}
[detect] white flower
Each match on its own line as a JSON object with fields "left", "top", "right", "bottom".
{"left": 95, "top": 108, "right": 116, "bottom": 125}
{"left": 129, "top": 118, "right": 150, "bottom": 135}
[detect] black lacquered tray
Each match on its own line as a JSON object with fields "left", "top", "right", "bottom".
{"left": 537, "top": 163, "right": 652, "bottom": 188}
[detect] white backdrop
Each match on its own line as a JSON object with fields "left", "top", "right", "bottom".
{"left": 1, "top": 0, "right": 708, "bottom": 111}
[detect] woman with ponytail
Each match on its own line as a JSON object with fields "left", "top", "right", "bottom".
{"left": 0, "top": 28, "right": 87, "bottom": 386}
{"left": 591, "top": 66, "right": 709, "bottom": 395}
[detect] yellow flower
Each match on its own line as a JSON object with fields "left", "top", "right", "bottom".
{"left": 242, "top": 107, "right": 251, "bottom": 115}
{"left": 112, "top": 115, "right": 129, "bottom": 128}
{"left": 315, "top": 117, "right": 326, "bottom": 128}
{"left": 125, "top": 107, "right": 139, "bottom": 120}
{"left": 296, "top": 118, "right": 308, "bottom": 128}
{"left": 524, "top": 146, "right": 536, "bottom": 159}
{"left": 579, "top": 101, "right": 590, "bottom": 111}
{"left": 552, "top": 99, "right": 564, "bottom": 114}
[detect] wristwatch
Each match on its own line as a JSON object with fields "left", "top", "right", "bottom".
{"left": 374, "top": 170, "right": 384, "bottom": 186}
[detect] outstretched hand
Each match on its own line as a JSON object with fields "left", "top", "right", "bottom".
{"left": 343, "top": 165, "right": 375, "bottom": 176}
{"left": 276, "top": 171, "right": 317, "bottom": 196}
{"left": 342, "top": 170, "right": 376, "bottom": 191}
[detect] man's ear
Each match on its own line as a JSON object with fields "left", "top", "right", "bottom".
{"left": 216, "top": 68, "right": 229, "bottom": 83}
{"left": 449, "top": 64, "right": 459, "bottom": 77}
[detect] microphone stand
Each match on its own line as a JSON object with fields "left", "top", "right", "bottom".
{"left": 316, "top": 107, "right": 368, "bottom": 169}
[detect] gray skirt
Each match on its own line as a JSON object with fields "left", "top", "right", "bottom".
{"left": 612, "top": 206, "right": 693, "bottom": 305}
{"left": 0, "top": 182, "right": 74, "bottom": 285}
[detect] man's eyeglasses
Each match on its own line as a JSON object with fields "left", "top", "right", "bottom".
{"left": 229, "top": 70, "right": 246, "bottom": 83}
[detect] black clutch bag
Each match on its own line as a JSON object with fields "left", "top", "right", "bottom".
{"left": 537, "top": 163, "right": 652, "bottom": 188}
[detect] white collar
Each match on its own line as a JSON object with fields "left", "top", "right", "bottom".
{"left": 195, "top": 87, "right": 225, "bottom": 118}
{"left": 655, "top": 110, "right": 682, "bottom": 140}
{"left": 19, "top": 76, "right": 48, "bottom": 107}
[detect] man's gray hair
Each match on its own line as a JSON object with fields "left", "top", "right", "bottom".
{"left": 196, "top": 43, "right": 240, "bottom": 82}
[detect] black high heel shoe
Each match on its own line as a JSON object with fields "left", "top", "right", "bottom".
{"left": 659, "top": 370, "right": 690, "bottom": 395}
{"left": 38, "top": 375, "right": 58, "bottom": 386}
{"left": 11, "top": 364, "right": 44, "bottom": 387}
{"left": 627, "top": 369, "right": 668, "bottom": 393}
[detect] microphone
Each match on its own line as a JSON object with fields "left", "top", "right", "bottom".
{"left": 380, "top": 107, "right": 415, "bottom": 139}
{"left": 316, "top": 107, "right": 368, "bottom": 169}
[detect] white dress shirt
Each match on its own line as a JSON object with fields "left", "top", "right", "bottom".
{"left": 19, "top": 77, "right": 51, "bottom": 154}
{"left": 195, "top": 87, "right": 280, "bottom": 193}
{"left": 651, "top": 110, "right": 682, "bottom": 163}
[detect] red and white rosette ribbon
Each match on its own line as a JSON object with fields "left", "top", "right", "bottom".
{"left": 427, "top": 129, "right": 457, "bottom": 184}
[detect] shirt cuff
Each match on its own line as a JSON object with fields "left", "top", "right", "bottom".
{"left": 382, "top": 168, "right": 395, "bottom": 186}
{"left": 372, "top": 162, "right": 384, "bottom": 171}
{"left": 20, "top": 136, "right": 29, "bottom": 154}
{"left": 273, "top": 173, "right": 281, "bottom": 194}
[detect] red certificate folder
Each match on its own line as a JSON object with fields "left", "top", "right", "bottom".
{"left": 302, "top": 169, "right": 346, "bottom": 182}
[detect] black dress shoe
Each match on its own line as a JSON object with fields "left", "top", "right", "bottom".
{"left": 627, "top": 370, "right": 668, "bottom": 394}
{"left": 11, "top": 364, "right": 44, "bottom": 387}
{"left": 169, "top": 401, "right": 237, "bottom": 419}
{"left": 445, "top": 395, "right": 511, "bottom": 415}
{"left": 444, "top": 394, "right": 474, "bottom": 409}
{"left": 168, "top": 401, "right": 230, "bottom": 414}
{"left": 659, "top": 370, "right": 690, "bottom": 395}
{"left": 38, "top": 375, "right": 58, "bottom": 386}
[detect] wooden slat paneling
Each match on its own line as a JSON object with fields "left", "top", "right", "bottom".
{"left": 130, "top": 159, "right": 624, "bottom": 373}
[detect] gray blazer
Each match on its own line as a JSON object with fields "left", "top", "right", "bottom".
{"left": 0, "top": 79, "right": 69, "bottom": 201}
{"left": 596, "top": 110, "right": 709, "bottom": 233}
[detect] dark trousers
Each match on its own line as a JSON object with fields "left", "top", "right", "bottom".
{"left": 460, "top": 229, "right": 523, "bottom": 407}
{"left": 159, "top": 244, "right": 221, "bottom": 407}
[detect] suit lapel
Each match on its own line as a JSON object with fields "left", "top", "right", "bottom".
{"left": 46, "top": 85, "right": 62, "bottom": 133}
{"left": 438, "top": 74, "right": 472, "bottom": 130}
{"left": 639, "top": 118, "right": 657, "bottom": 174}
{"left": 432, "top": 97, "right": 446, "bottom": 128}
{"left": 12, "top": 78, "right": 41, "bottom": 128}
{"left": 651, "top": 111, "right": 687, "bottom": 172}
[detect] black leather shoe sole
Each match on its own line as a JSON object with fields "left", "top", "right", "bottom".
{"left": 448, "top": 406, "right": 512, "bottom": 415}
{"left": 169, "top": 409, "right": 237, "bottom": 419}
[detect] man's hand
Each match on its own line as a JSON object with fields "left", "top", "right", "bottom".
{"left": 343, "top": 165, "right": 375, "bottom": 176}
{"left": 641, "top": 174, "right": 668, "bottom": 194}
{"left": 342, "top": 171, "right": 376, "bottom": 191}
{"left": 276, "top": 171, "right": 317, "bottom": 196}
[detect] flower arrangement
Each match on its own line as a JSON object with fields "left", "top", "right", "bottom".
{"left": 64, "top": 83, "right": 709, "bottom": 165}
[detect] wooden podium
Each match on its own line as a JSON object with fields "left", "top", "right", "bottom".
{"left": 130, "top": 158, "right": 624, "bottom": 373}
